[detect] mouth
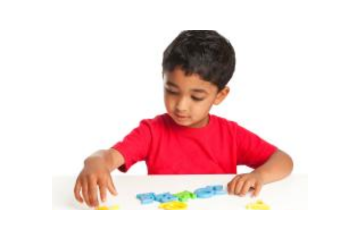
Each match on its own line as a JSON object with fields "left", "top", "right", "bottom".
{"left": 174, "top": 113, "right": 189, "bottom": 121}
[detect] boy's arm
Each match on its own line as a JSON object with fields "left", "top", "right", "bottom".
{"left": 253, "top": 149, "right": 293, "bottom": 184}
{"left": 96, "top": 148, "right": 125, "bottom": 172}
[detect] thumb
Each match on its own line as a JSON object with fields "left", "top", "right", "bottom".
{"left": 252, "top": 182, "right": 262, "bottom": 197}
{"left": 107, "top": 177, "right": 118, "bottom": 196}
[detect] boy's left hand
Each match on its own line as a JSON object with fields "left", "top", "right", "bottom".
{"left": 227, "top": 171, "right": 264, "bottom": 197}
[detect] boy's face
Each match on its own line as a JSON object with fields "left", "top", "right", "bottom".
{"left": 163, "top": 67, "right": 229, "bottom": 128}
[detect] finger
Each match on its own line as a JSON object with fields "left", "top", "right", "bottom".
{"left": 227, "top": 175, "right": 240, "bottom": 195}
{"left": 227, "top": 179, "right": 235, "bottom": 195}
{"left": 81, "top": 178, "right": 91, "bottom": 207}
{"left": 240, "top": 180, "right": 253, "bottom": 196}
{"left": 252, "top": 182, "right": 263, "bottom": 197}
{"left": 234, "top": 177, "right": 245, "bottom": 196}
{"left": 99, "top": 180, "right": 107, "bottom": 203}
{"left": 88, "top": 177, "right": 99, "bottom": 207}
{"left": 74, "top": 178, "right": 84, "bottom": 203}
{"left": 107, "top": 177, "right": 118, "bottom": 196}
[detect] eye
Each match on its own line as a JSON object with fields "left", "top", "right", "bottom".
{"left": 165, "top": 89, "right": 178, "bottom": 95}
{"left": 191, "top": 96, "right": 205, "bottom": 102}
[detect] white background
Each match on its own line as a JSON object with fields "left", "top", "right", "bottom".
{"left": 1, "top": 0, "right": 360, "bottom": 239}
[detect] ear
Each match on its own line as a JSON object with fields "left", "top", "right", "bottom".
{"left": 214, "top": 87, "right": 230, "bottom": 105}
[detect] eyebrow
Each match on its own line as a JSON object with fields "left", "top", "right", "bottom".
{"left": 166, "top": 81, "right": 209, "bottom": 94}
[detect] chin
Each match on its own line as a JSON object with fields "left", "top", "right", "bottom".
{"left": 174, "top": 118, "right": 192, "bottom": 126}
{"left": 170, "top": 114, "right": 193, "bottom": 126}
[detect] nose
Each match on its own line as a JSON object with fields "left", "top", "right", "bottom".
{"left": 175, "top": 96, "right": 189, "bottom": 113}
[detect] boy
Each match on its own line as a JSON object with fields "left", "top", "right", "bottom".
{"left": 74, "top": 30, "right": 293, "bottom": 207}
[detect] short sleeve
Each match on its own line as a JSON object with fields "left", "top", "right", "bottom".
{"left": 111, "top": 120, "right": 152, "bottom": 172}
{"left": 236, "top": 124, "right": 277, "bottom": 169}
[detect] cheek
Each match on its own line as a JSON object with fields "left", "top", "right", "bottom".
{"left": 164, "top": 95, "right": 174, "bottom": 108}
{"left": 193, "top": 101, "right": 212, "bottom": 114}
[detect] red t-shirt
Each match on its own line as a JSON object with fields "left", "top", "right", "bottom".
{"left": 112, "top": 113, "right": 277, "bottom": 174}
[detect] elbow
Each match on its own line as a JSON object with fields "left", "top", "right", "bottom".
{"left": 279, "top": 149, "right": 294, "bottom": 176}
{"left": 284, "top": 151, "right": 294, "bottom": 175}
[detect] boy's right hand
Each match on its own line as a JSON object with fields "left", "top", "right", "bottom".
{"left": 74, "top": 157, "right": 118, "bottom": 207}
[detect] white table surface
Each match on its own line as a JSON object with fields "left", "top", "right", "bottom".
{"left": 52, "top": 174, "right": 307, "bottom": 210}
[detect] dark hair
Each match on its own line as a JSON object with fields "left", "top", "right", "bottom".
{"left": 162, "top": 30, "right": 236, "bottom": 91}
